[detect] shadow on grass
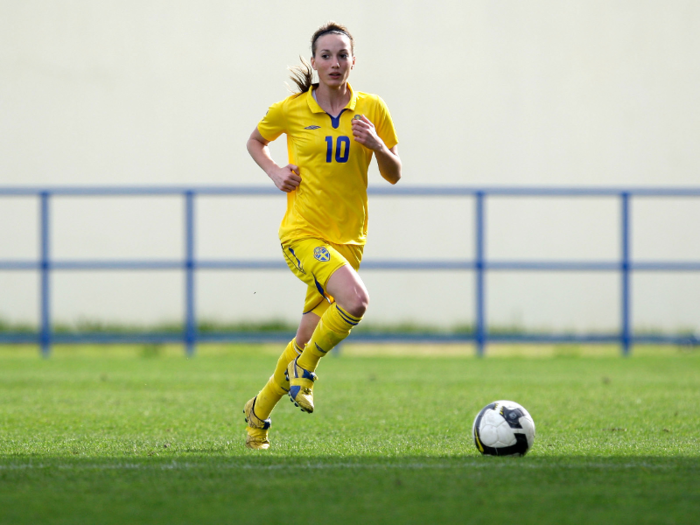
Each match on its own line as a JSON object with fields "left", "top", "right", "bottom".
{"left": 2, "top": 452, "right": 699, "bottom": 470}
{"left": 2, "top": 454, "right": 699, "bottom": 525}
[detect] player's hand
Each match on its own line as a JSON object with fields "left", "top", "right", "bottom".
{"left": 268, "top": 164, "right": 301, "bottom": 192}
{"left": 351, "top": 115, "right": 384, "bottom": 152}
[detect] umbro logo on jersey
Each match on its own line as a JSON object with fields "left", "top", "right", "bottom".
{"left": 304, "top": 125, "right": 321, "bottom": 130}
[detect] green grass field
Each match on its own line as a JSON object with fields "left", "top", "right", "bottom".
{"left": 1, "top": 344, "right": 699, "bottom": 524}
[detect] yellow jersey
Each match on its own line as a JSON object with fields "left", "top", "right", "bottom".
{"left": 257, "top": 83, "right": 398, "bottom": 246}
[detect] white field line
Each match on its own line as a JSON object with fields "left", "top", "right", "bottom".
{"left": 0, "top": 461, "right": 684, "bottom": 471}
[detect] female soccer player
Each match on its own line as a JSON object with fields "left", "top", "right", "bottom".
{"left": 243, "top": 21, "right": 401, "bottom": 449}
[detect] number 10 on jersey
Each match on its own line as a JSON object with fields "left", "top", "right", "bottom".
{"left": 325, "top": 136, "right": 350, "bottom": 163}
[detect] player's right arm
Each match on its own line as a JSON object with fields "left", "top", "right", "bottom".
{"left": 247, "top": 128, "right": 301, "bottom": 193}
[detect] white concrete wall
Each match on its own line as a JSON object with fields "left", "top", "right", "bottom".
{"left": 1, "top": 1, "right": 699, "bottom": 332}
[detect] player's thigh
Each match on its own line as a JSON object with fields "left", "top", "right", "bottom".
{"left": 281, "top": 238, "right": 357, "bottom": 298}
{"left": 325, "top": 241, "right": 367, "bottom": 313}
{"left": 326, "top": 264, "right": 369, "bottom": 316}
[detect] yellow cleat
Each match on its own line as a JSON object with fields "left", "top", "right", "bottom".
{"left": 243, "top": 397, "right": 271, "bottom": 450}
{"left": 285, "top": 357, "right": 317, "bottom": 413}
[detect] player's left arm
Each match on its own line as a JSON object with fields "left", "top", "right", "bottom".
{"left": 351, "top": 115, "right": 402, "bottom": 185}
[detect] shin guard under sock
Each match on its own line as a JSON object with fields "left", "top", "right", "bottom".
{"left": 297, "top": 305, "right": 362, "bottom": 372}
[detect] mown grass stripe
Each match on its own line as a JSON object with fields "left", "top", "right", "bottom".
{"left": 0, "top": 460, "right": 687, "bottom": 471}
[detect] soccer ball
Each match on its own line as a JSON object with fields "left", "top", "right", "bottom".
{"left": 472, "top": 400, "right": 535, "bottom": 456}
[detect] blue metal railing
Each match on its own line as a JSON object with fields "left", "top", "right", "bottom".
{"left": 1, "top": 185, "right": 699, "bottom": 357}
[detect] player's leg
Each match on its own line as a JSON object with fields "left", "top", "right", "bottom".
{"left": 297, "top": 265, "right": 368, "bottom": 371}
{"left": 288, "top": 244, "right": 366, "bottom": 413}
{"left": 250, "top": 310, "right": 321, "bottom": 414}
{"left": 243, "top": 337, "right": 301, "bottom": 450}
{"left": 295, "top": 309, "right": 322, "bottom": 346}
{"left": 243, "top": 290, "right": 323, "bottom": 448}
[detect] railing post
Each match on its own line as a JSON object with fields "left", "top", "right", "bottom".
{"left": 475, "top": 192, "right": 486, "bottom": 357}
{"left": 621, "top": 192, "right": 631, "bottom": 356}
{"left": 184, "top": 191, "right": 196, "bottom": 357}
{"left": 39, "top": 192, "right": 51, "bottom": 358}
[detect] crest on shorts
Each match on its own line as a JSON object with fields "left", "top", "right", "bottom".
{"left": 314, "top": 246, "right": 331, "bottom": 262}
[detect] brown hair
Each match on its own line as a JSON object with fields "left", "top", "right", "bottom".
{"left": 288, "top": 21, "right": 355, "bottom": 94}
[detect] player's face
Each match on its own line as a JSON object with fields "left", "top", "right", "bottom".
{"left": 311, "top": 34, "right": 355, "bottom": 89}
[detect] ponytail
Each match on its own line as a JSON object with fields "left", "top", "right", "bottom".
{"left": 288, "top": 56, "right": 314, "bottom": 94}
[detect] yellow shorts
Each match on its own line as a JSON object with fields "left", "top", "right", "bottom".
{"left": 281, "top": 238, "right": 363, "bottom": 316}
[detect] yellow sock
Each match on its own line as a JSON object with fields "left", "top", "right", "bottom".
{"left": 297, "top": 305, "right": 362, "bottom": 372}
{"left": 273, "top": 339, "right": 304, "bottom": 387}
{"left": 254, "top": 339, "right": 303, "bottom": 419}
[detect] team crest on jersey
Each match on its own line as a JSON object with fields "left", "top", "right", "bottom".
{"left": 304, "top": 125, "right": 321, "bottom": 130}
{"left": 314, "top": 246, "right": 331, "bottom": 262}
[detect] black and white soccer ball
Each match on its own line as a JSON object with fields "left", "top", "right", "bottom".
{"left": 472, "top": 400, "right": 535, "bottom": 456}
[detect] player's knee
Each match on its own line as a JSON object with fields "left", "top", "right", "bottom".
{"left": 342, "top": 289, "right": 369, "bottom": 318}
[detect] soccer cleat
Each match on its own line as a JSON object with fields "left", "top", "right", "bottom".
{"left": 285, "top": 357, "right": 317, "bottom": 413}
{"left": 243, "top": 397, "right": 271, "bottom": 450}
